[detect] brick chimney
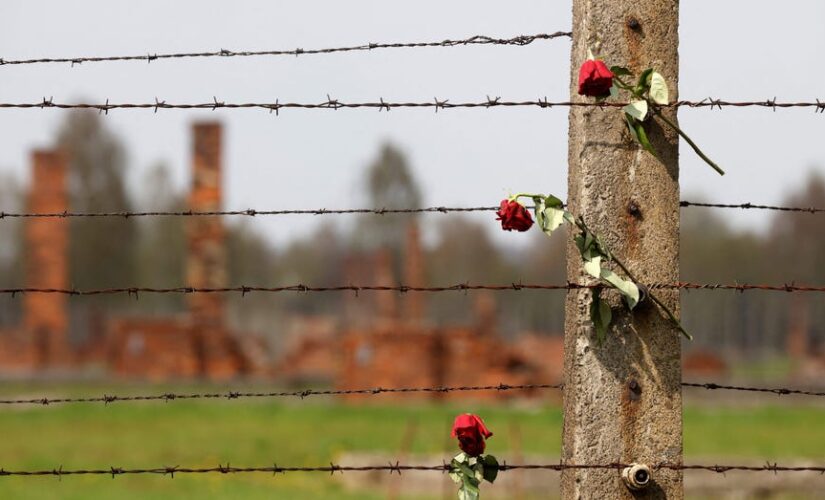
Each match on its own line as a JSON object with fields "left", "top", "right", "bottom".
{"left": 373, "top": 248, "right": 398, "bottom": 323}
{"left": 403, "top": 220, "right": 425, "bottom": 323}
{"left": 23, "top": 150, "right": 69, "bottom": 366}
{"left": 187, "top": 123, "right": 235, "bottom": 378}
{"left": 187, "top": 123, "right": 227, "bottom": 326}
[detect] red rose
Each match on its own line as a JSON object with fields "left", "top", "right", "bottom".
{"left": 578, "top": 59, "right": 614, "bottom": 97}
{"left": 451, "top": 413, "right": 493, "bottom": 457}
{"left": 496, "top": 199, "right": 533, "bottom": 232}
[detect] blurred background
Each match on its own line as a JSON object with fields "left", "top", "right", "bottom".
{"left": 0, "top": 1, "right": 824, "bottom": 498}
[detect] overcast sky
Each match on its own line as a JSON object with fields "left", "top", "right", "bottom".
{"left": 1, "top": 0, "right": 823, "bottom": 247}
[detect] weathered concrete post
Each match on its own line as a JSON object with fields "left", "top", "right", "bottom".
{"left": 563, "top": 1, "right": 683, "bottom": 499}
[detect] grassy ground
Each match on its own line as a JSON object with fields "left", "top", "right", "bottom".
{"left": 0, "top": 384, "right": 823, "bottom": 498}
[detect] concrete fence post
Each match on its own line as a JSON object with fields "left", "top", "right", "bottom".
{"left": 563, "top": 1, "right": 683, "bottom": 498}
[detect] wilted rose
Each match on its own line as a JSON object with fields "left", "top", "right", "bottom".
{"left": 451, "top": 413, "right": 493, "bottom": 457}
{"left": 578, "top": 59, "right": 614, "bottom": 97}
{"left": 496, "top": 199, "right": 533, "bottom": 232}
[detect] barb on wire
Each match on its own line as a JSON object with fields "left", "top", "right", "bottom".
{"left": 0, "top": 33, "right": 571, "bottom": 67}
{"left": 2, "top": 281, "right": 825, "bottom": 297}
{"left": 0, "top": 462, "right": 823, "bottom": 478}
{"left": 0, "top": 383, "right": 559, "bottom": 406}
{"left": 0, "top": 98, "right": 823, "bottom": 113}
{"left": 2, "top": 200, "right": 823, "bottom": 220}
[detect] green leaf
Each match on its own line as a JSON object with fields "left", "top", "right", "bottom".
{"left": 575, "top": 233, "right": 597, "bottom": 262}
{"left": 584, "top": 232, "right": 594, "bottom": 251}
{"left": 583, "top": 254, "right": 602, "bottom": 279}
{"left": 610, "top": 66, "right": 632, "bottom": 77}
{"left": 463, "top": 476, "right": 480, "bottom": 492}
{"left": 449, "top": 469, "right": 462, "bottom": 485}
{"left": 590, "top": 289, "right": 612, "bottom": 344}
{"left": 544, "top": 194, "right": 564, "bottom": 209}
{"left": 636, "top": 68, "right": 654, "bottom": 95}
{"left": 625, "top": 114, "right": 657, "bottom": 157}
{"left": 472, "top": 462, "right": 484, "bottom": 482}
{"left": 457, "top": 462, "right": 475, "bottom": 479}
{"left": 633, "top": 120, "right": 658, "bottom": 157}
{"left": 460, "top": 473, "right": 481, "bottom": 496}
{"left": 625, "top": 113, "right": 641, "bottom": 143}
{"left": 593, "top": 234, "right": 612, "bottom": 261}
{"left": 540, "top": 207, "right": 566, "bottom": 236}
{"left": 623, "top": 100, "right": 648, "bottom": 121}
{"left": 533, "top": 197, "right": 547, "bottom": 233}
{"left": 609, "top": 83, "right": 619, "bottom": 99}
{"left": 600, "top": 269, "right": 640, "bottom": 309}
{"left": 481, "top": 455, "right": 499, "bottom": 483}
{"left": 649, "top": 71, "right": 669, "bottom": 105}
{"left": 574, "top": 234, "right": 586, "bottom": 254}
{"left": 459, "top": 486, "right": 480, "bottom": 500}
{"left": 454, "top": 453, "right": 468, "bottom": 464}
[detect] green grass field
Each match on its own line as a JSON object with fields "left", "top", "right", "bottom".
{"left": 0, "top": 385, "right": 823, "bottom": 499}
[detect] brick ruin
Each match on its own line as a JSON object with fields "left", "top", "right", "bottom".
{"left": 0, "top": 150, "right": 70, "bottom": 373}
{"left": 0, "top": 124, "right": 263, "bottom": 379}
{"left": 14, "top": 124, "right": 821, "bottom": 388}
{"left": 104, "top": 122, "right": 261, "bottom": 380}
{"left": 276, "top": 220, "right": 566, "bottom": 400}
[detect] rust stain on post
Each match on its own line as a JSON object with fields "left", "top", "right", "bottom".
{"left": 563, "top": 1, "right": 683, "bottom": 499}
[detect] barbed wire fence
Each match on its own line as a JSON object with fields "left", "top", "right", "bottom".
{"left": 1, "top": 281, "right": 824, "bottom": 297}
{"left": 2, "top": 461, "right": 824, "bottom": 478}
{"left": 1, "top": 380, "right": 823, "bottom": 407}
{"left": 1, "top": 97, "right": 823, "bottom": 114}
{"left": 0, "top": 199, "right": 823, "bottom": 219}
{"left": 0, "top": 32, "right": 572, "bottom": 67}
{"left": 0, "top": 17, "right": 824, "bottom": 495}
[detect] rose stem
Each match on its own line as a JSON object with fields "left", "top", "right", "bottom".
{"left": 654, "top": 109, "right": 725, "bottom": 176}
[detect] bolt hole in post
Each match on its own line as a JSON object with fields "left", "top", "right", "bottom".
{"left": 628, "top": 379, "right": 642, "bottom": 401}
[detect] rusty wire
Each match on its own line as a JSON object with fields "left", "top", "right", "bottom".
{"left": 2, "top": 200, "right": 824, "bottom": 220}
{"left": 0, "top": 206, "right": 501, "bottom": 219}
{"left": 0, "top": 383, "right": 560, "bottom": 406}
{"left": 0, "top": 33, "right": 571, "bottom": 67}
{"left": 681, "top": 382, "right": 825, "bottom": 397}
{"left": 2, "top": 380, "right": 824, "bottom": 408}
{"left": 0, "top": 462, "right": 823, "bottom": 478}
{"left": 679, "top": 201, "right": 825, "bottom": 213}
{"left": 1, "top": 97, "right": 823, "bottom": 114}
{"left": 1, "top": 281, "right": 825, "bottom": 297}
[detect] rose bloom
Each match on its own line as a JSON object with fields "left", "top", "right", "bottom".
{"left": 451, "top": 413, "right": 493, "bottom": 457}
{"left": 578, "top": 59, "right": 614, "bottom": 97}
{"left": 496, "top": 199, "right": 533, "bottom": 232}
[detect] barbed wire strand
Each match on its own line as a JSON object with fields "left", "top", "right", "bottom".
{"left": 1, "top": 97, "right": 824, "bottom": 113}
{"left": 1, "top": 282, "right": 824, "bottom": 297}
{"left": 0, "top": 462, "right": 823, "bottom": 477}
{"left": 1, "top": 200, "right": 823, "bottom": 220}
{"left": 0, "top": 383, "right": 560, "bottom": 406}
{"left": 2, "top": 381, "right": 824, "bottom": 407}
{"left": 681, "top": 382, "right": 825, "bottom": 397}
{"left": 0, "top": 33, "right": 572, "bottom": 67}
{"left": 679, "top": 201, "right": 825, "bottom": 214}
